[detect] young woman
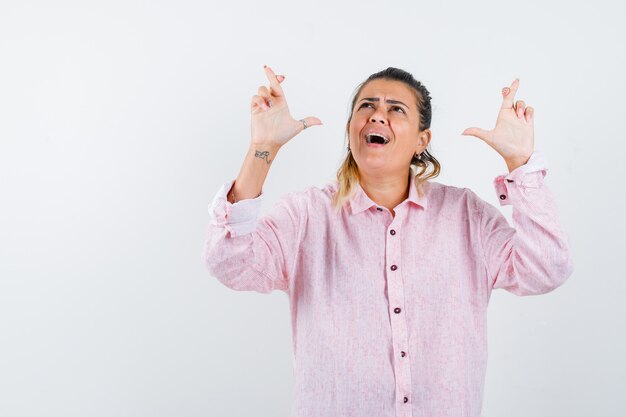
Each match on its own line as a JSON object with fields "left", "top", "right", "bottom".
{"left": 202, "top": 65, "right": 573, "bottom": 417}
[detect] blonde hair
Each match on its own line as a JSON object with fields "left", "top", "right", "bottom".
{"left": 332, "top": 67, "right": 441, "bottom": 212}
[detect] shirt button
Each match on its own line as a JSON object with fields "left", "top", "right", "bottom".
{"left": 390, "top": 229, "right": 396, "bottom": 235}
{"left": 390, "top": 265, "right": 397, "bottom": 271}
{"left": 401, "top": 351, "right": 406, "bottom": 357}
{"left": 506, "top": 179, "right": 514, "bottom": 183}
{"left": 404, "top": 396, "right": 409, "bottom": 403}
{"left": 394, "top": 307, "right": 401, "bottom": 314}
{"left": 499, "top": 194, "right": 506, "bottom": 200}
{"left": 377, "top": 207, "right": 383, "bottom": 211}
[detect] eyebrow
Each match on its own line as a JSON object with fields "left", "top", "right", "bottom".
{"left": 359, "top": 97, "right": 410, "bottom": 109}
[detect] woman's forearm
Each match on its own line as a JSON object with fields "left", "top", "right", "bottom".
{"left": 227, "top": 143, "right": 282, "bottom": 203}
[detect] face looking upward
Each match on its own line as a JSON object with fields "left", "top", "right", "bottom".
{"left": 348, "top": 79, "right": 431, "bottom": 180}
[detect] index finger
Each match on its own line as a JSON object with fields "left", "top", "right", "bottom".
{"left": 501, "top": 78, "right": 519, "bottom": 110}
{"left": 264, "top": 65, "right": 284, "bottom": 97}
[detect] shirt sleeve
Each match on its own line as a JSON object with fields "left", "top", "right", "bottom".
{"left": 478, "top": 150, "right": 574, "bottom": 296}
{"left": 201, "top": 179, "right": 303, "bottom": 294}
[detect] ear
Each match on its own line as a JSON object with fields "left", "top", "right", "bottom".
{"left": 416, "top": 129, "right": 431, "bottom": 150}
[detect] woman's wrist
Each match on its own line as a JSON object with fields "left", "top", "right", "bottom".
{"left": 250, "top": 141, "right": 283, "bottom": 153}
{"left": 229, "top": 143, "right": 281, "bottom": 203}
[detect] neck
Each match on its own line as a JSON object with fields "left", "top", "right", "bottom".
{"left": 359, "top": 170, "right": 411, "bottom": 216}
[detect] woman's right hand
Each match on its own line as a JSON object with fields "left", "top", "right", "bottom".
{"left": 250, "top": 65, "right": 322, "bottom": 148}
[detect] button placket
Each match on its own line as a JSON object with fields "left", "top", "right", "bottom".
{"left": 388, "top": 224, "right": 409, "bottom": 377}
{"left": 385, "top": 218, "right": 413, "bottom": 417}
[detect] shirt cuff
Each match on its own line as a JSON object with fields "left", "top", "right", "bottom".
{"left": 208, "top": 179, "right": 265, "bottom": 236}
{"left": 493, "top": 150, "right": 548, "bottom": 206}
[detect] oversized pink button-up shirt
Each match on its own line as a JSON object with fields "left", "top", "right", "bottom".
{"left": 202, "top": 150, "right": 573, "bottom": 417}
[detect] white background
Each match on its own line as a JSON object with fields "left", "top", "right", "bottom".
{"left": 1, "top": 1, "right": 625, "bottom": 416}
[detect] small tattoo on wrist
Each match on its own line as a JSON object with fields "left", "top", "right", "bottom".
{"left": 255, "top": 150, "right": 272, "bottom": 164}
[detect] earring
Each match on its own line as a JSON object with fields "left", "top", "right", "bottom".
{"left": 347, "top": 146, "right": 351, "bottom": 152}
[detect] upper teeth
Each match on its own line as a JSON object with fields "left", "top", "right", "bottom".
{"left": 366, "top": 133, "right": 389, "bottom": 144}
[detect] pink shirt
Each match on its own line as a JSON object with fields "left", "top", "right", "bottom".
{"left": 202, "top": 150, "right": 573, "bottom": 417}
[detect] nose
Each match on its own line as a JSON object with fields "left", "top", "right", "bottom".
{"left": 369, "top": 107, "right": 387, "bottom": 124}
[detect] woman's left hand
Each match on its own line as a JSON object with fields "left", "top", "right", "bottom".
{"left": 461, "top": 78, "right": 535, "bottom": 173}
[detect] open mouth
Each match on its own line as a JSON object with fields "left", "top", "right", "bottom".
{"left": 365, "top": 133, "right": 390, "bottom": 145}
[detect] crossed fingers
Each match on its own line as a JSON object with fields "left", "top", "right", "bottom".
{"left": 502, "top": 79, "right": 533, "bottom": 123}
{"left": 251, "top": 65, "right": 285, "bottom": 111}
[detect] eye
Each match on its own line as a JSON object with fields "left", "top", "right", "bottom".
{"left": 358, "top": 102, "right": 406, "bottom": 114}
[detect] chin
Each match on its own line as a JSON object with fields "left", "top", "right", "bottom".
{"left": 355, "top": 158, "right": 389, "bottom": 174}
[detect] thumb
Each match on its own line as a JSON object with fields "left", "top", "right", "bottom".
{"left": 300, "top": 116, "right": 323, "bottom": 129}
{"left": 461, "top": 127, "right": 491, "bottom": 142}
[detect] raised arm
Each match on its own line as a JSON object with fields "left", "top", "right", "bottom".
{"left": 462, "top": 78, "right": 573, "bottom": 296}
{"left": 202, "top": 65, "right": 322, "bottom": 293}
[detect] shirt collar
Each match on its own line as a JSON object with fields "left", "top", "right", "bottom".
{"left": 349, "top": 174, "right": 429, "bottom": 215}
